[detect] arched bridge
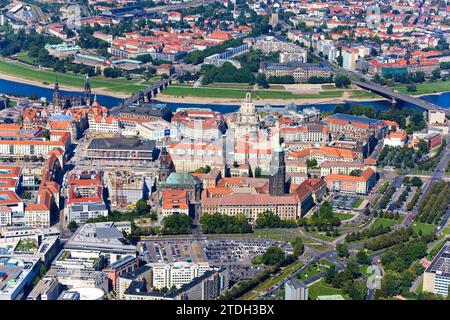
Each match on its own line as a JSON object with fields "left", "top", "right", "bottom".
{"left": 354, "top": 81, "right": 450, "bottom": 115}
{"left": 122, "top": 73, "right": 177, "bottom": 106}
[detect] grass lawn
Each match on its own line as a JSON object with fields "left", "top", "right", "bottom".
{"left": 297, "top": 263, "right": 328, "bottom": 281}
{"left": 411, "top": 222, "right": 436, "bottom": 235}
{"left": 318, "top": 259, "right": 334, "bottom": 267}
{"left": 251, "top": 255, "right": 263, "bottom": 265}
{"left": 308, "top": 279, "right": 347, "bottom": 300}
{"left": 0, "top": 57, "right": 152, "bottom": 94}
{"left": 394, "top": 80, "right": 450, "bottom": 95}
{"left": 14, "top": 51, "right": 38, "bottom": 65}
{"left": 321, "top": 84, "right": 336, "bottom": 90}
{"left": 359, "top": 265, "right": 374, "bottom": 277}
{"left": 163, "top": 85, "right": 344, "bottom": 100}
{"left": 240, "top": 260, "right": 304, "bottom": 300}
{"left": 337, "top": 213, "right": 355, "bottom": 221}
{"left": 416, "top": 278, "right": 423, "bottom": 294}
{"left": 371, "top": 218, "right": 402, "bottom": 229}
{"left": 349, "top": 90, "right": 381, "bottom": 99}
{"left": 352, "top": 198, "right": 364, "bottom": 209}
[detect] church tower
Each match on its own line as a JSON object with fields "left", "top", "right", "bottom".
{"left": 158, "top": 146, "right": 175, "bottom": 182}
{"left": 235, "top": 91, "right": 260, "bottom": 137}
{"left": 52, "top": 79, "right": 62, "bottom": 114}
{"left": 84, "top": 74, "right": 91, "bottom": 107}
{"left": 269, "top": 132, "right": 286, "bottom": 196}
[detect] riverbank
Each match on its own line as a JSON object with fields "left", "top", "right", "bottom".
{"left": 0, "top": 57, "right": 449, "bottom": 106}
{"left": 156, "top": 92, "right": 388, "bottom": 106}
{"left": 0, "top": 72, "right": 131, "bottom": 99}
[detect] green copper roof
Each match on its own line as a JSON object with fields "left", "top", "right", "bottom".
{"left": 164, "top": 172, "right": 201, "bottom": 185}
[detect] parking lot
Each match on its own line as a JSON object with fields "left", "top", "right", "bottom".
{"left": 138, "top": 238, "right": 208, "bottom": 264}
{"left": 330, "top": 195, "right": 358, "bottom": 211}
{"left": 204, "top": 238, "right": 294, "bottom": 281}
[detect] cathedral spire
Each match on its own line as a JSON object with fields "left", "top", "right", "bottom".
{"left": 85, "top": 73, "right": 91, "bottom": 107}
{"left": 52, "top": 77, "right": 62, "bottom": 113}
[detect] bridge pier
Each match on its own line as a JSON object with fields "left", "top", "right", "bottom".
{"left": 391, "top": 98, "right": 397, "bottom": 107}
{"left": 138, "top": 91, "right": 145, "bottom": 105}
{"left": 153, "top": 88, "right": 158, "bottom": 96}
{"left": 146, "top": 92, "right": 152, "bottom": 103}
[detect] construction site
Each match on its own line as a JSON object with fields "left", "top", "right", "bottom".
{"left": 105, "top": 169, "right": 146, "bottom": 209}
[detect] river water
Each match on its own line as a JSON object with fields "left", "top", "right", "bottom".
{"left": 0, "top": 78, "right": 449, "bottom": 113}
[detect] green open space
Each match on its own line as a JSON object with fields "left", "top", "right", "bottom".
{"left": 371, "top": 218, "right": 402, "bottom": 229}
{"left": 297, "top": 263, "right": 328, "bottom": 281}
{"left": 0, "top": 57, "right": 152, "bottom": 94}
{"left": 240, "top": 259, "right": 304, "bottom": 300}
{"left": 307, "top": 279, "right": 348, "bottom": 300}
{"left": 352, "top": 198, "right": 364, "bottom": 209}
{"left": 394, "top": 80, "right": 450, "bottom": 95}
{"left": 337, "top": 213, "right": 355, "bottom": 221}
{"left": 411, "top": 222, "right": 436, "bottom": 235}
{"left": 163, "top": 85, "right": 345, "bottom": 100}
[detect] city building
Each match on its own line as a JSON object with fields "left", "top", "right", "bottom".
{"left": 149, "top": 261, "right": 211, "bottom": 289}
{"left": 168, "top": 140, "right": 225, "bottom": 173}
{"left": 285, "top": 278, "right": 308, "bottom": 300}
{"left": 0, "top": 255, "right": 41, "bottom": 300}
{"left": 325, "top": 168, "right": 376, "bottom": 195}
{"left": 161, "top": 189, "right": 189, "bottom": 217}
{"left": 123, "top": 267, "right": 228, "bottom": 301}
{"left": 262, "top": 61, "right": 332, "bottom": 83}
{"left": 86, "top": 138, "right": 156, "bottom": 162}
{"left": 64, "top": 222, "right": 135, "bottom": 265}
{"left": 320, "top": 161, "right": 365, "bottom": 177}
{"left": 423, "top": 241, "right": 450, "bottom": 296}
{"left": 135, "top": 120, "right": 179, "bottom": 141}
{"left": 383, "top": 129, "right": 408, "bottom": 147}
{"left": 102, "top": 255, "right": 138, "bottom": 292}
{"left": 159, "top": 172, "right": 203, "bottom": 203}
{"left": 67, "top": 171, "right": 108, "bottom": 224}
{"left": 234, "top": 92, "right": 260, "bottom": 137}
{"left": 323, "top": 113, "right": 388, "bottom": 141}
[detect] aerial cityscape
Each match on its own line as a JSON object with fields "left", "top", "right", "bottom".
{"left": 0, "top": 0, "right": 449, "bottom": 305}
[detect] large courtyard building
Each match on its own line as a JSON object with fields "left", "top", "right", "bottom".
{"left": 86, "top": 138, "right": 156, "bottom": 162}
{"left": 66, "top": 171, "right": 108, "bottom": 224}
{"left": 325, "top": 168, "right": 376, "bottom": 195}
{"left": 262, "top": 61, "right": 333, "bottom": 83}
{"left": 323, "top": 113, "right": 388, "bottom": 141}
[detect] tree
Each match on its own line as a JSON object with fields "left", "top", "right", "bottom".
{"left": 68, "top": 221, "right": 78, "bottom": 232}
{"left": 254, "top": 166, "right": 262, "bottom": 177}
{"left": 256, "top": 73, "right": 269, "bottom": 88}
{"left": 349, "top": 169, "right": 363, "bottom": 176}
{"left": 162, "top": 213, "right": 193, "bottom": 234}
{"left": 344, "top": 279, "right": 367, "bottom": 300}
{"left": 410, "top": 177, "right": 423, "bottom": 188}
{"left": 334, "top": 75, "right": 351, "bottom": 88}
{"left": 387, "top": 24, "right": 393, "bottom": 34}
{"left": 135, "top": 199, "right": 149, "bottom": 215}
{"left": 292, "top": 237, "right": 304, "bottom": 256}
{"left": 261, "top": 246, "right": 285, "bottom": 265}
{"left": 324, "top": 265, "right": 337, "bottom": 284}
{"left": 356, "top": 250, "right": 371, "bottom": 265}
{"left": 380, "top": 271, "right": 402, "bottom": 297}
{"left": 407, "top": 84, "right": 417, "bottom": 92}
{"left": 336, "top": 244, "right": 350, "bottom": 258}
{"left": 306, "top": 159, "right": 318, "bottom": 168}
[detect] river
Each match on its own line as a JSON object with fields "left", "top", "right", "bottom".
{"left": 0, "top": 78, "right": 448, "bottom": 113}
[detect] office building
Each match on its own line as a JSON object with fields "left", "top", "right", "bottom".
{"left": 285, "top": 278, "right": 308, "bottom": 300}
